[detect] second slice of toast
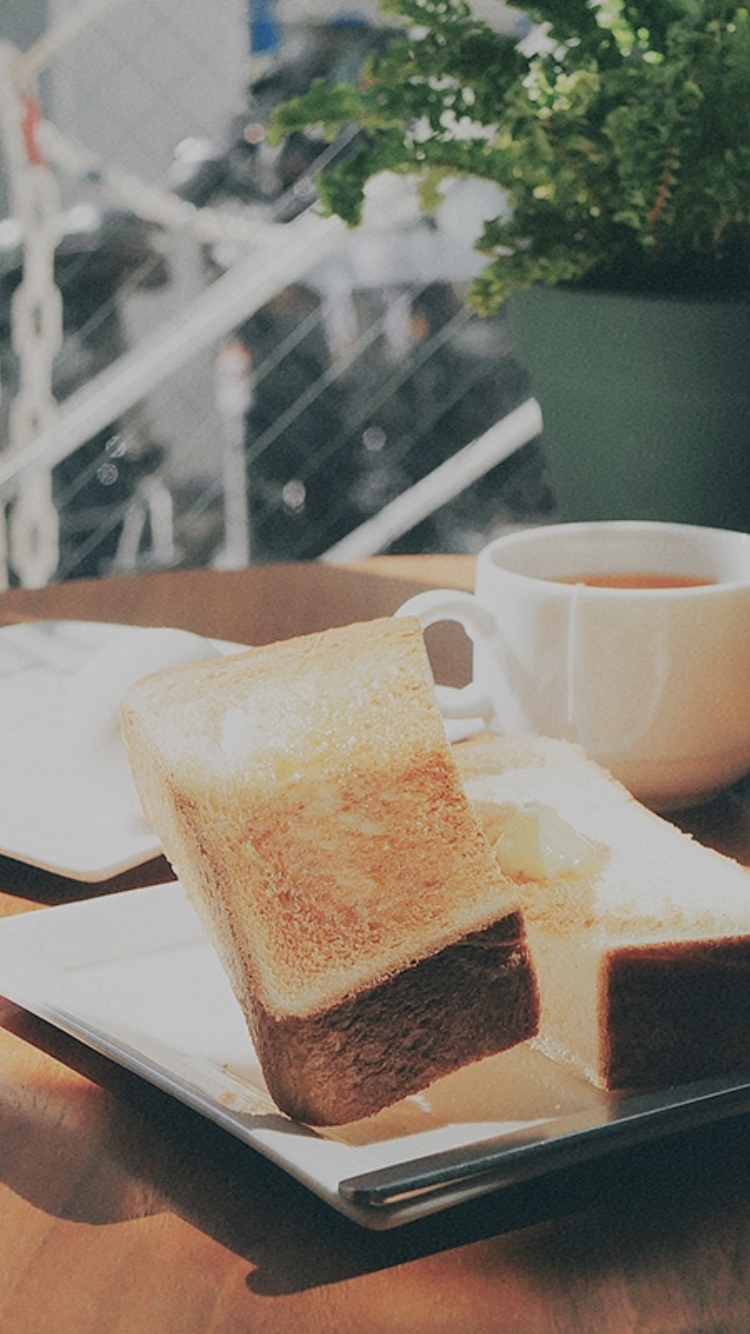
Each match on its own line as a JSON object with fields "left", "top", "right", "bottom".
{"left": 456, "top": 732, "right": 750, "bottom": 1091}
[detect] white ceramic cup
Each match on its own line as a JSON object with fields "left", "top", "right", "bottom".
{"left": 396, "top": 520, "right": 750, "bottom": 809}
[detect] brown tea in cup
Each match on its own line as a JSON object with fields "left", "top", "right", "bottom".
{"left": 555, "top": 573, "right": 717, "bottom": 589}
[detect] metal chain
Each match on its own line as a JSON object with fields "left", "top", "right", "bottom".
{"left": 0, "top": 45, "right": 63, "bottom": 588}
{"left": 0, "top": 504, "right": 7, "bottom": 590}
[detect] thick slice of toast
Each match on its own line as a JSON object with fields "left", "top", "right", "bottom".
{"left": 455, "top": 732, "right": 750, "bottom": 1091}
{"left": 121, "top": 618, "right": 538, "bottom": 1124}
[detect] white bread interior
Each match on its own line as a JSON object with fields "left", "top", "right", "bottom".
{"left": 455, "top": 732, "right": 750, "bottom": 1090}
{"left": 121, "top": 618, "right": 538, "bottom": 1124}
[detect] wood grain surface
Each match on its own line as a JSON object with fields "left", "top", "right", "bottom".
{"left": 0, "top": 555, "right": 749, "bottom": 1334}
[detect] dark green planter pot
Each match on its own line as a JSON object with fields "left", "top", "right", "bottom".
{"left": 509, "top": 285, "right": 750, "bottom": 530}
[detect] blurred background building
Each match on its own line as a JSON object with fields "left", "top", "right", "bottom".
{"left": 0, "top": 0, "right": 554, "bottom": 587}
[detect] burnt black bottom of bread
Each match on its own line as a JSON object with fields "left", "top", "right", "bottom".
{"left": 605, "top": 936, "right": 750, "bottom": 1090}
{"left": 249, "top": 911, "right": 539, "bottom": 1125}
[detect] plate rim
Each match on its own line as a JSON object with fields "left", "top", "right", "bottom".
{"left": 1, "top": 881, "right": 750, "bottom": 1229}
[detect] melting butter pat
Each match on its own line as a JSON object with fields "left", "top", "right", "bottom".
{"left": 493, "top": 802, "right": 598, "bottom": 880}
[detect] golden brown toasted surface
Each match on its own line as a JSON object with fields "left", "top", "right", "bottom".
{"left": 122, "top": 620, "right": 523, "bottom": 1018}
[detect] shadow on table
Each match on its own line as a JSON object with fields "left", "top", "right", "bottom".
{"left": 1, "top": 999, "right": 750, "bottom": 1299}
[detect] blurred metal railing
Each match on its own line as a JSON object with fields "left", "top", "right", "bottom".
{"left": 0, "top": 0, "right": 551, "bottom": 589}
{"left": 321, "top": 398, "right": 543, "bottom": 562}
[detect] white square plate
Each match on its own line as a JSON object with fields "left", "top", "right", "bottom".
{"left": 0, "top": 882, "right": 748, "bottom": 1229}
{"left": 0, "top": 620, "right": 244, "bottom": 881}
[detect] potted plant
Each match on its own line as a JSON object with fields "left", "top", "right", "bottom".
{"left": 272, "top": 0, "right": 750, "bottom": 528}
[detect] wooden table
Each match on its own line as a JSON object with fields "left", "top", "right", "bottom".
{"left": 1, "top": 555, "right": 750, "bottom": 1334}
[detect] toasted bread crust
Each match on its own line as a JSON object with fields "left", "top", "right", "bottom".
{"left": 604, "top": 937, "right": 750, "bottom": 1089}
{"left": 250, "top": 912, "right": 537, "bottom": 1124}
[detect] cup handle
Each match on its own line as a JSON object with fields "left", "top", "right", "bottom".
{"left": 395, "top": 589, "right": 496, "bottom": 735}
